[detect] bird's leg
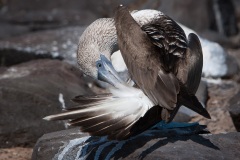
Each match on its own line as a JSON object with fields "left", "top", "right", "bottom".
{"left": 96, "top": 54, "right": 125, "bottom": 88}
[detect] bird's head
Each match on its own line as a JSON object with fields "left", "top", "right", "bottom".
{"left": 77, "top": 18, "right": 123, "bottom": 86}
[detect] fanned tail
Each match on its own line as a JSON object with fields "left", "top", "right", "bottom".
{"left": 44, "top": 93, "right": 151, "bottom": 140}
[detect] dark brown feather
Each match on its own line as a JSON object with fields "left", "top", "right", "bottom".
{"left": 129, "top": 105, "right": 163, "bottom": 136}
{"left": 115, "top": 6, "right": 181, "bottom": 112}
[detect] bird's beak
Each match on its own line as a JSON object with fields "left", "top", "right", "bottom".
{"left": 96, "top": 54, "right": 124, "bottom": 88}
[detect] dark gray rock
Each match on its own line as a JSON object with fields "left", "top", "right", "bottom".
{"left": 229, "top": 91, "right": 240, "bottom": 131}
{"left": 229, "top": 103, "right": 240, "bottom": 132}
{"left": 138, "top": 0, "right": 212, "bottom": 32}
{"left": 0, "top": 0, "right": 137, "bottom": 39}
{"left": 210, "top": 0, "right": 238, "bottom": 37}
{"left": 32, "top": 127, "right": 240, "bottom": 160}
{"left": 0, "top": 23, "right": 30, "bottom": 40}
{"left": 139, "top": 0, "right": 239, "bottom": 36}
{"left": 233, "top": 0, "right": 240, "bottom": 22}
{"left": 0, "top": 0, "right": 98, "bottom": 40}
{"left": 0, "top": 59, "right": 93, "bottom": 147}
{"left": 0, "top": 27, "right": 86, "bottom": 66}
{"left": 0, "top": 1, "right": 98, "bottom": 30}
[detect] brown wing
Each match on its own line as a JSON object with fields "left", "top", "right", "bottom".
{"left": 115, "top": 6, "right": 210, "bottom": 121}
{"left": 115, "top": 6, "right": 184, "bottom": 113}
{"left": 177, "top": 33, "right": 203, "bottom": 94}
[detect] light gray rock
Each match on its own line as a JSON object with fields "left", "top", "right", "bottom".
{"left": 0, "top": 59, "right": 93, "bottom": 147}
{"left": 32, "top": 127, "right": 240, "bottom": 160}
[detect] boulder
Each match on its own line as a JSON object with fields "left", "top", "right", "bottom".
{"left": 210, "top": 0, "right": 239, "bottom": 37}
{"left": 0, "top": 27, "right": 86, "bottom": 66}
{"left": 233, "top": 0, "right": 240, "bottom": 23}
{"left": 0, "top": 59, "right": 93, "bottom": 147}
{"left": 0, "top": 0, "right": 98, "bottom": 40}
{"left": 158, "top": 0, "right": 212, "bottom": 32}
{"left": 0, "top": 0, "right": 138, "bottom": 39}
{"left": 200, "top": 80, "right": 238, "bottom": 134}
{"left": 140, "top": 0, "right": 239, "bottom": 36}
{"left": 32, "top": 127, "right": 240, "bottom": 160}
{"left": 0, "top": 23, "right": 30, "bottom": 40}
{"left": 228, "top": 91, "right": 240, "bottom": 131}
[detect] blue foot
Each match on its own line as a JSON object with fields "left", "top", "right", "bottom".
{"left": 152, "top": 121, "right": 199, "bottom": 130}
{"left": 150, "top": 121, "right": 209, "bottom": 136}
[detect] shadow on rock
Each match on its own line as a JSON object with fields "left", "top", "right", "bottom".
{"left": 73, "top": 125, "right": 218, "bottom": 160}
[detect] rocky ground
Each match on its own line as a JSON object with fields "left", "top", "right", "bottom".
{"left": 0, "top": 0, "right": 240, "bottom": 160}
{"left": 191, "top": 80, "right": 239, "bottom": 134}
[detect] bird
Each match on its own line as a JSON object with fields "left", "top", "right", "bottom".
{"left": 44, "top": 5, "right": 211, "bottom": 140}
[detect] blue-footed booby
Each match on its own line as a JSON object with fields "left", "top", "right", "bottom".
{"left": 44, "top": 5, "right": 211, "bottom": 140}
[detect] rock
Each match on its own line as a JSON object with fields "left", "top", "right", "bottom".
{"left": 196, "top": 80, "right": 209, "bottom": 105}
{"left": 139, "top": 0, "right": 239, "bottom": 36}
{"left": 0, "top": 1, "right": 98, "bottom": 31}
{"left": 0, "top": 59, "right": 93, "bottom": 147}
{"left": 0, "top": 0, "right": 137, "bottom": 39}
{"left": 157, "top": 0, "right": 212, "bottom": 32}
{"left": 233, "top": 0, "right": 240, "bottom": 22}
{"left": 192, "top": 80, "right": 238, "bottom": 134}
{"left": 210, "top": 0, "right": 239, "bottom": 37}
{"left": 0, "top": 1, "right": 98, "bottom": 40}
{"left": 228, "top": 91, "right": 240, "bottom": 131}
{"left": 32, "top": 127, "right": 240, "bottom": 160}
{"left": 228, "top": 49, "right": 240, "bottom": 72}
{"left": 174, "top": 80, "right": 208, "bottom": 122}
{"left": 0, "top": 23, "right": 30, "bottom": 40}
{"left": 229, "top": 103, "right": 240, "bottom": 132}
{"left": 0, "top": 147, "right": 32, "bottom": 160}
{"left": 0, "top": 27, "right": 86, "bottom": 66}
{"left": 198, "top": 30, "right": 240, "bottom": 49}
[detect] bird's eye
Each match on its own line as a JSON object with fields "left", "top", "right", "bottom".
{"left": 97, "top": 63, "right": 102, "bottom": 68}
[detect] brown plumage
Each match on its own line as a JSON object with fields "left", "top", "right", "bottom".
{"left": 113, "top": 6, "right": 209, "bottom": 138}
